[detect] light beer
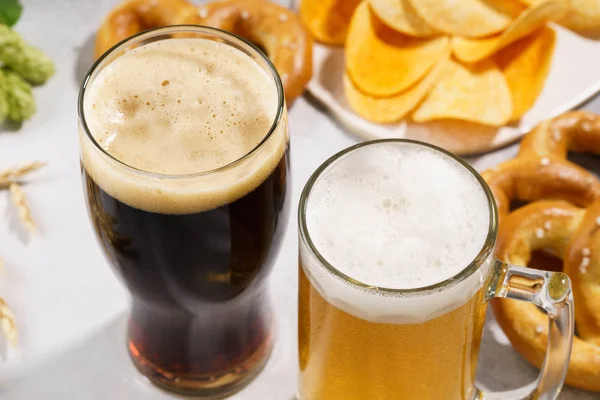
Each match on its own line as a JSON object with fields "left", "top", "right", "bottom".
{"left": 298, "top": 142, "right": 494, "bottom": 400}
{"left": 79, "top": 28, "right": 289, "bottom": 396}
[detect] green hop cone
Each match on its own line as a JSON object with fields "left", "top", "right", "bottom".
{"left": 0, "top": 25, "right": 54, "bottom": 85}
{"left": 0, "top": 67, "right": 35, "bottom": 122}
{"left": 0, "top": 73, "right": 7, "bottom": 123}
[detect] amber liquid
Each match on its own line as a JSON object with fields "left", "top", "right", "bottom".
{"left": 298, "top": 265, "right": 489, "bottom": 400}
{"left": 82, "top": 150, "right": 289, "bottom": 396}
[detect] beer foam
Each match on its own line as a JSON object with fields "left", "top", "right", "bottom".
{"left": 80, "top": 38, "right": 287, "bottom": 214}
{"left": 301, "top": 142, "right": 493, "bottom": 323}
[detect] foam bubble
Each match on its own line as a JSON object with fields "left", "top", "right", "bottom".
{"left": 301, "top": 142, "right": 492, "bottom": 323}
{"left": 80, "top": 38, "right": 287, "bottom": 214}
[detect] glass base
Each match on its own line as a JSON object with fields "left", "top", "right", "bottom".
{"left": 128, "top": 336, "right": 274, "bottom": 398}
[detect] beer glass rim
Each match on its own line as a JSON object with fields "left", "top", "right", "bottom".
{"left": 77, "top": 25, "right": 285, "bottom": 179}
{"left": 298, "top": 139, "right": 499, "bottom": 294}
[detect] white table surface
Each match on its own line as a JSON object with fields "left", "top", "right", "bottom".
{"left": 0, "top": 1, "right": 598, "bottom": 399}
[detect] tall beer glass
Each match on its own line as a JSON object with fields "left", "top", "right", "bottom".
{"left": 298, "top": 140, "right": 573, "bottom": 400}
{"left": 78, "top": 26, "right": 289, "bottom": 396}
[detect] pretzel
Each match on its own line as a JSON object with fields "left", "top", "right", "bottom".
{"left": 564, "top": 200, "right": 600, "bottom": 347}
{"left": 482, "top": 111, "right": 600, "bottom": 217}
{"left": 493, "top": 200, "right": 600, "bottom": 392}
{"left": 94, "top": 0, "right": 196, "bottom": 58}
{"left": 94, "top": 0, "right": 313, "bottom": 104}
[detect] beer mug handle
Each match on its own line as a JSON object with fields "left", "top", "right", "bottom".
{"left": 478, "top": 260, "right": 574, "bottom": 400}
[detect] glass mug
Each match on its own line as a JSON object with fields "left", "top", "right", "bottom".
{"left": 298, "top": 140, "right": 573, "bottom": 400}
{"left": 78, "top": 26, "right": 290, "bottom": 396}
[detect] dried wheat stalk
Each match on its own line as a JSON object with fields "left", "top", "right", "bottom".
{"left": 0, "top": 161, "right": 46, "bottom": 348}
{"left": 9, "top": 183, "right": 36, "bottom": 234}
{"left": 0, "top": 297, "right": 17, "bottom": 347}
{"left": 0, "top": 161, "right": 46, "bottom": 189}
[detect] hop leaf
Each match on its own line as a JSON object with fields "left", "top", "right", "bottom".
{"left": 0, "top": 0, "right": 23, "bottom": 27}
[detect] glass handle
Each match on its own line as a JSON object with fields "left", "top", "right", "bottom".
{"left": 479, "top": 260, "right": 574, "bottom": 400}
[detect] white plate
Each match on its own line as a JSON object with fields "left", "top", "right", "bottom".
{"left": 307, "top": 25, "right": 600, "bottom": 155}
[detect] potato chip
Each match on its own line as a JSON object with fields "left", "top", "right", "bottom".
{"left": 412, "top": 58, "right": 513, "bottom": 127}
{"left": 408, "top": 0, "right": 524, "bottom": 38}
{"left": 345, "top": 2, "right": 450, "bottom": 97}
{"left": 344, "top": 51, "right": 450, "bottom": 123}
{"left": 518, "top": 0, "right": 600, "bottom": 36}
{"left": 495, "top": 27, "right": 556, "bottom": 120}
{"left": 368, "top": 0, "right": 439, "bottom": 37}
{"left": 559, "top": 0, "right": 600, "bottom": 35}
{"left": 452, "top": 0, "right": 567, "bottom": 63}
{"left": 300, "top": 0, "right": 362, "bottom": 45}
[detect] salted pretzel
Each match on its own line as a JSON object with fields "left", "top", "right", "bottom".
{"left": 482, "top": 111, "right": 600, "bottom": 217}
{"left": 94, "top": 0, "right": 313, "bottom": 104}
{"left": 95, "top": 0, "right": 196, "bottom": 57}
{"left": 493, "top": 200, "right": 600, "bottom": 392}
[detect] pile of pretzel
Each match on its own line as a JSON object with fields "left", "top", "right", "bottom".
{"left": 94, "top": 0, "right": 313, "bottom": 105}
{"left": 482, "top": 111, "right": 600, "bottom": 392}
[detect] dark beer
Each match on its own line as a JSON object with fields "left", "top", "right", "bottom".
{"left": 78, "top": 28, "right": 289, "bottom": 396}
{"left": 82, "top": 149, "right": 289, "bottom": 391}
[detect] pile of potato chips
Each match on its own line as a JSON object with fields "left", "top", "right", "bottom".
{"left": 300, "top": 0, "right": 600, "bottom": 126}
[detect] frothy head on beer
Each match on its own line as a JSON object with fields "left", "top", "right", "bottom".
{"left": 80, "top": 37, "right": 287, "bottom": 214}
{"left": 307, "top": 142, "right": 489, "bottom": 289}
{"left": 301, "top": 141, "right": 494, "bottom": 323}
